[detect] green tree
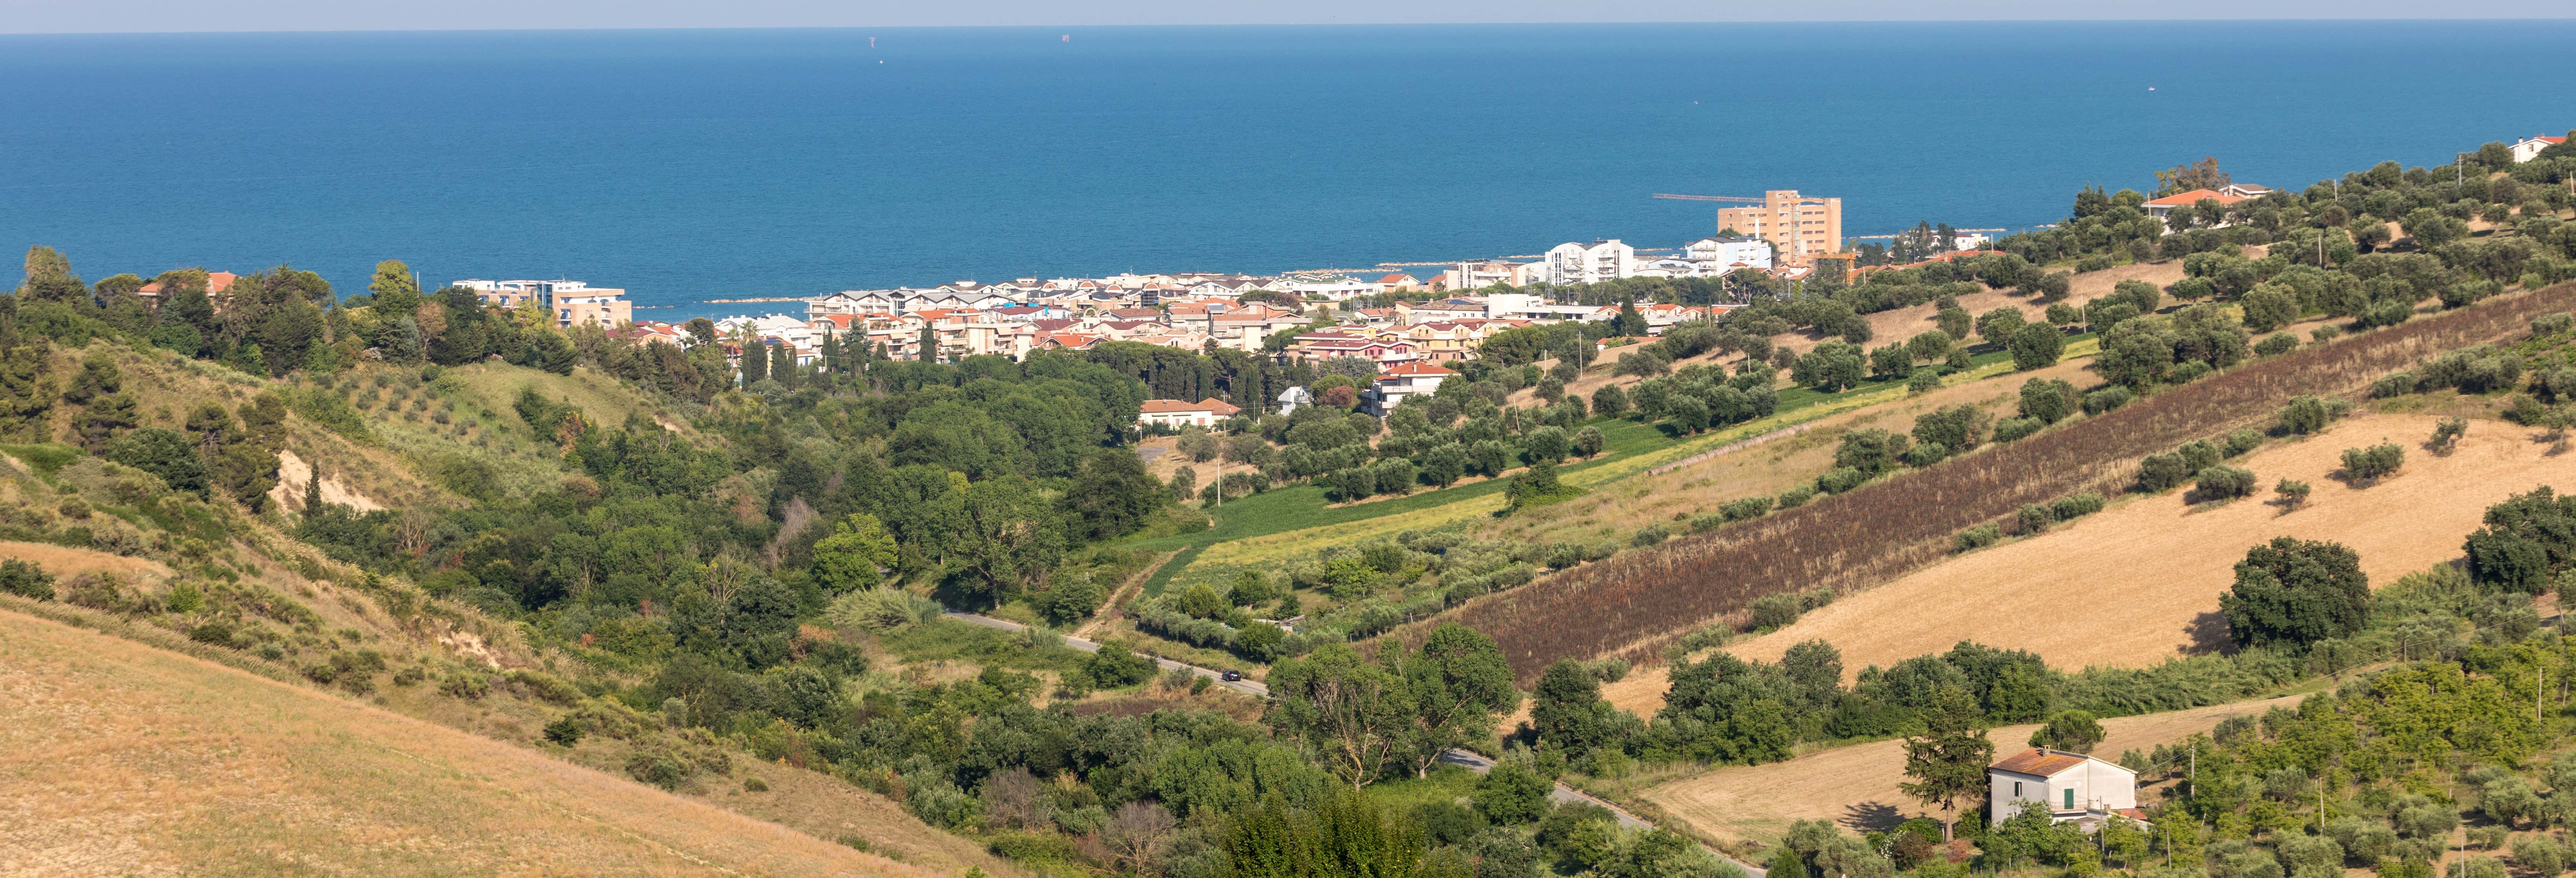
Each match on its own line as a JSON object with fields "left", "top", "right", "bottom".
{"left": 1063, "top": 447, "right": 1166, "bottom": 541}
{"left": 369, "top": 260, "right": 421, "bottom": 316}
{"left": 808, "top": 513, "right": 898, "bottom": 593}
{"left": 1480, "top": 326, "right": 1552, "bottom": 366}
{"left": 1531, "top": 658, "right": 1604, "bottom": 755}
{"left": 1573, "top": 425, "right": 1605, "bottom": 460}
{"left": 1267, "top": 643, "right": 1412, "bottom": 788}
{"left": 1523, "top": 425, "right": 1571, "bottom": 463}
{"left": 105, "top": 427, "right": 208, "bottom": 495}
{"left": 1473, "top": 760, "right": 1554, "bottom": 825}
{"left": 2029, "top": 710, "right": 2106, "bottom": 752}
{"left": 1976, "top": 307, "right": 2027, "bottom": 348}
{"left": 1387, "top": 623, "right": 1520, "bottom": 778}
{"left": 2220, "top": 537, "right": 2369, "bottom": 648}
{"left": 2009, "top": 322, "right": 2065, "bottom": 371}
{"left": 1899, "top": 684, "right": 1993, "bottom": 839}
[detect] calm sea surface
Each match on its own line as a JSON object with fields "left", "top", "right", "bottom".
{"left": 0, "top": 21, "right": 2570, "bottom": 317}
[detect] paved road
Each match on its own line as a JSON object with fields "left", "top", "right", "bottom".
{"left": 943, "top": 610, "right": 1761, "bottom": 876}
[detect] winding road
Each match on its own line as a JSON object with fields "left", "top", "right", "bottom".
{"left": 942, "top": 610, "right": 1763, "bottom": 876}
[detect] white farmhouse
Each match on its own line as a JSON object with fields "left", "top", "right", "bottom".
{"left": 2513, "top": 135, "right": 2569, "bottom": 164}
{"left": 1137, "top": 397, "right": 1242, "bottom": 429}
{"left": 1988, "top": 748, "right": 2142, "bottom": 831}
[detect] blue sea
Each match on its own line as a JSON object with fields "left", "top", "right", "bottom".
{"left": 0, "top": 21, "right": 2570, "bottom": 318}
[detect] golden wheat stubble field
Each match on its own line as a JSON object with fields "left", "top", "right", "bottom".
{"left": 0, "top": 607, "right": 932, "bottom": 878}
{"left": 1595, "top": 411, "right": 2576, "bottom": 716}
{"left": 1640, "top": 695, "right": 2300, "bottom": 847}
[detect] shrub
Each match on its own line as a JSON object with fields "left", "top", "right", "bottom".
{"left": 2275, "top": 479, "right": 2313, "bottom": 509}
{"left": 2277, "top": 395, "right": 2336, "bottom": 434}
{"left": 2137, "top": 453, "right": 2193, "bottom": 492}
{"left": 1954, "top": 522, "right": 2001, "bottom": 552}
{"left": 2083, "top": 386, "right": 2133, "bottom": 415}
{"left": 1749, "top": 594, "right": 1804, "bottom": 630}
{"left": 1816, "top": 466, "right": 1870, "bottom": 494}
{"left": 1688, "top": 513, "right": 1726, "bottom": 534}
{"left": 2016, "top": 503, "right": 2054, "bottom": 534}
{"left": 2051, "top": 492, "right": 2105, "bottom": 520}
{"left": 0, "top": 558, "right": 57, "bottom": 601}
{"left": 2223, "top": 428, "right": 2264, "bottom": 457}
{"left": 1629, "top": 524, "right": 1670, "bottom": 549}
{"left": 1775, "top": 484, "right": 1816, "bottom": 509}
{"left": 1718, "top": 496, "right": 1773, "bottom": 522}
{"left": 2195, "top": 466, "right": 2259, "bottom": 501}
{"left": 2535, "top": 312, "right": 2576, "bottom": 337}
{"left": 442, "top": 671, "right": 492, "bottom": 699}
{"left": 2430, "top": 417, "right": 2468, "bottom": 454}
{"left": 543, "top": 716, "right": 585, "bottom": 746}
{"left": 1992, "top": 417, "right": 2043, "bottom": 443}
{"left": 2254, "top": 333, "right": 2300, "bottom": 357}
{"left": 2340, "top": 443, "right": 2404, "bottom": 482}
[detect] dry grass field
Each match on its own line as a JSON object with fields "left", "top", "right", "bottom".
{"left": 1598, "top": 411, "right": 2574, "bottom": 715}
{"left": 1640, "top": 694, "right": 2300, "bottom": 847}
{"left": 0, "top": 606, "right": 964, "bottom": 878}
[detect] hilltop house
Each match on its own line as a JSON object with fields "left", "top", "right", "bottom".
{"left": 2143, "top": 184, "right": 2275, "bottom": 233}
{"left": 1988, "top": 748, "right": 2142, "bottom": 832}
{"left": 1137, "top": 397, "right": 1241, "bottom": 429}
{"left": 2514, "top": 135, "right": 2569, "bottom": 163}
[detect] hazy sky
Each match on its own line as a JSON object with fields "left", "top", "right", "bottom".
{"left": 0, "top": 0, "right": 2567, "bottom": 33}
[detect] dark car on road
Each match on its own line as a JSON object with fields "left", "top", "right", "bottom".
{"left": 1220, "top": 669, "right": 1243, "bottom": 681}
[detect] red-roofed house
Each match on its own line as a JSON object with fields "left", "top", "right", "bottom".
{"left": 1366, "top": 362, "right": 1454, "bottom": 415}
{"left": 135, "top": 270, "right": 238, "bottom": 303}
{"left": 2143, "top": 184, "right": 2272, "bottom": 231}
{"left": 2514, "top": 135, "right": 2569, "bottom": 163}
{"left": 1988, "top": 748, "right": 2139, "bottom": 829}
{"left": 1375, "top": 273, "right": 1419, "bottom": 294}
{"left": 1138, "top": 397, "right": 1242, "bottom": 428}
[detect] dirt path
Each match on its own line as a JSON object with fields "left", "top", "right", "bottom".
{"left": 1073, "top": 551, "right": 1178, "bottom": 640}
{"left": 1600, "top": 412, "right": 2576, "bottom": 716}
{"left": 1641, "top": 694, "right": 2300, "bottom": 846}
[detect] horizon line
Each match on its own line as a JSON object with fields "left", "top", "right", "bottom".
{"left": 4, "top": 17, "right": 2574, "bottom": 37}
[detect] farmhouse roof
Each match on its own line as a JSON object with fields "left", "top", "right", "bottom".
{"left": 1989, "top": 748, "right": 2093, "bottom": 777}
{"left": 2143, "top": 188, "right": 2251, "bottom": 207}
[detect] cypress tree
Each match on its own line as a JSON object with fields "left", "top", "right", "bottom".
{"left": 741, "top": 342, "right": 768, "bottom": 385}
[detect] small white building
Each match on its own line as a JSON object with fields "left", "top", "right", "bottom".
{"left": 2513, "top": 135, "right": 2569, "bottom": 164}
{"left": 1365, "top": 362, "right": 1455, "bottom": 416}
{"left": 1276, "top": 386, "right": 1313, "bottom": 417}
{"left": 1539, "top": 240, "right": 1636, "bottom": 286}
{"left": 1988, "top": 748, "right": 2141, "bottom": 830}
{"left": 1138, "top": 397, "right": 1242, "bottom": 429}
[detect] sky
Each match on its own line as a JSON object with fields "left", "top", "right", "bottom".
{"left": 0, "top": 0, "right": 2566, "bottom": 32}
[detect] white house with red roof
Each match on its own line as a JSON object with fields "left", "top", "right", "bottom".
{"left": 1366, "top": 362, "right": 1454, "bottom": 416}
{"left": 1137, "top": 397, "right": 1242, "bottom": 429}
{"left": 2514, "top": 135, "right": 2569, "bottom": 163}
{"left": 1987, "top": 748, "right": 2140, "bottom": 830}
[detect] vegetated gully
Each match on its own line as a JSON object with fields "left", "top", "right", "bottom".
{"left": 941, "top": 610, "right": 1764, "bottom": 876}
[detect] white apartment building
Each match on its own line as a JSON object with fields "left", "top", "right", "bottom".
{"left": 450, "top": 279, "right": 632, "bottom": 328}
{"left": 1443, "top": 261, "right": 1539, "bottom": 292}
{"left": 1484, "top": 292, "right": 1615, "bottom": 323}
{"left": 1539, "top": 240, "right": 1635, "bottom": 286}
{"left": 1279, "top": 274, "right": 1380, "bottom": 302}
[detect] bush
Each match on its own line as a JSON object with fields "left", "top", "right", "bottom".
{"left": 2051, "top": 492, "right": 2105, "bottom": 520}
{"left": 2254, "top": 333, "right": 2300, "bottom": 357}
{"left": 1629, "top": 524, "right": 1670, "bottom": 548}
{"left": 1749, "top": 594, "right": 1804, "bottom": 630}
{"left": 2083, "top": 386, "right": 2133, "bottom": 415}
{"left": 2340, "top": 443, "right": 2404, "bottom": 482}
{"left": 2137, "top": 453, "right": 2193, "bottom": 492}
{"left": 543, "top": 715, "right": 585, "bottom": 746}
{"left": 2277, "top": 396, "right": 2341, "bottom": 435}
{"left": 1718, "top": 495, "right": 1773, "bottom": 522}
{"left": 2223, "top": 428, "right": 2264, "bottom": 458}
{"left": 1993, "top": 417, "right": 2043, "bottom": 443}
{"left": 1775, "top": 484, "right": 1816, "bottom": 509}
{"left": 2195, "top": 466, "right": 2259, "bottom": 501}
{"left": 1816, "top": 466, "right": 1870, "bottom": 494}
{"left": 1688, "top": 513, "right": 1726, "bottom": 534}
{"left": 2535, "top": 312, "right": 2576, "bottom": 338}
{"left": 2016, "top": 503, "right": 2054, "bottom": 534}
{"left": 0, "top": 558, "right": 57, "bottom": 601}
{"left": 1955, "top": 522, "right": 2001, "bottom": 552}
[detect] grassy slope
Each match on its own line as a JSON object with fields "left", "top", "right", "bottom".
{"left": 0, "top": 605, "right": 935, "bottom": 878}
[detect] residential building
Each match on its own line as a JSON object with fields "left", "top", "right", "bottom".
{"left": 2513, "top": 135, "right": 2569, "bottom": 163}
{"left": 1137, "top": 397, "right": 1242, "bottom": 429}
{"left": 2142, "top": 184, "right": 2272, "bottom": 232}
{"left": 1276, "top": 386, "right": 1313, "bottom": 416}
{"left": 1484, "top": 292, "right": 1615, "bottom": 324}
{"left": 1365, "top": 362, "right": 1455, "bottom": 416}
{"left": 451, "top": 279, "right": 634, "bottom": 328}
{"left": 1374, "top": 273, "right": 1421, "bottom": 294}
{"left": 1290, "top": 330, "right": 1419, "bottom": 368}
{"left": 1714, "top": 190, "right": 1843, "bottom": 266}
{"left": 135, "top": 270, "right": 238, "bottom": 304}
{"left": 1538, "top": 240, "right": 1636, "bottom": 285}
{"left": 1401, "top": 297, "right": 1491, "bottom": 325}
{"left": 1988, "top": 748, "right": 2141, "bottom": 830}
{"left": 1683, "top": 235, "right": 1773, "bottom": 271}
{"left": 1280, "top": 273, "right": 1380, "bottom": 302}
{"left": 1443, "top": 261, "right": 1538, "bottom": 291}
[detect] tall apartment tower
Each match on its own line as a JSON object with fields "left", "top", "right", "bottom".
{"left": 1714, "top": 190, "right": 1842, "bottom": 265}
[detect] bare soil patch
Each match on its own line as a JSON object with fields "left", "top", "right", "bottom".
{"left": 1599, "top": 411, "right": 2574, "bottom": 716}
{"left": 1641, "top": 694, "right": 2299, "bottom": 846}
{"left": 1, "top": 540, "right": 172, "bottom": 584}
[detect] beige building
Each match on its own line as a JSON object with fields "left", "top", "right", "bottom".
{"left": 1715, "top": 190, "right": 1843, "bottom": 266}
